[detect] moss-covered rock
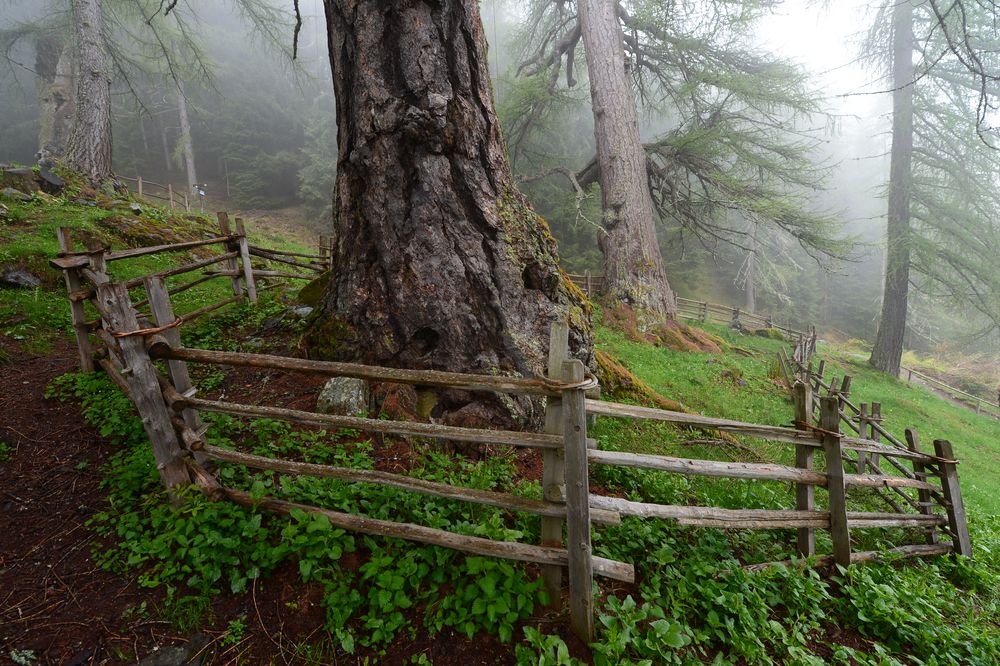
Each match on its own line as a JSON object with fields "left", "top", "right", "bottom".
{"left": 297, "top": 271, "right": 331, "bottom": 306}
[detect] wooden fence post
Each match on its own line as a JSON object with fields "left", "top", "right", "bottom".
{"left": 541, "top": 320, "right": 569, "bottom": 608}
{"left": 96, "top": 282, "right": 190, "bottom": 488}
{"left": 793, "top": 382, "right": 815, "bottom": 557}
{"left": 905, "top": 429, "right": 938, "bottom": 545}
{"left": 216, "top": 212, "right": 244, "bottom": 301}
{"left": 55, "top": 228, "right": 95, "bottom": 372}
{"left": 821, "top": 396, "right": 851, "bottom": 567}
{"left": 701, "top": 301, "right": 708, "bottom": 321}
{"left": 856, "top": 403, "right": 869, "bottom": 473}
{"left": 562, "top": 358, "right": 593, "bottom": 643}
{"left": 234, "top": 218, "right": 257, "bottom": 303}
{"left": 933, "top": 439, "right": 972, "bottom": 556}
{"left": 168, "top": 183, "right": 174, "bottom": 209}
{"left": 144, "top": 276, "right": 202, "bottom": 433}
{"left": 585, "top": 270, "right": 593, "bottom": 296}
{"left": 319, "top": 235, "right": 329, "bottom": 272}
{"left": 869, "top": 402, "right": 882, "bottom": 470}
{"left": 183, "top": 192, "right": 190, "bottom": 212}
{"left": 137, "top": 175, "right": 143, "bottom": 199}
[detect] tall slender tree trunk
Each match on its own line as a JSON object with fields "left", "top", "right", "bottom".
{"left": 35, "top": 34, "right": 75, "bottom": 161}
{"left": 745, "top": 223, "right": 758, "bottom": 314}
{"left": 576, "top": 0, "right": 676, "bottom": 324}
{"left": 176, "top": 80, "right": 198, "bottom": 195}
{"left": 161, "top": 122, "right": 173, "bottom": 174}
{"left": 870, "top": 0, "right": 913, "bottom": 376}
{"left": 65, "top": 0, "right": 114, "bottom": 185}
{"left": 311, "top": 0, "right": 591, "bottom": 425}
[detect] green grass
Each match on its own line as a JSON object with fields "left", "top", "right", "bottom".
{"left": 597, "top": 321, "right": 1000, "bottom": 516}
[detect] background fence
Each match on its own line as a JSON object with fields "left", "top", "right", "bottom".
{"left": 900, "top": 366, "right": 1000, "bottom": 420}
{"left": 53, "top": 242, "right": 972, "bottom": 642}
{"left": 564, "top": 273, "right": 807, "bottom": 338}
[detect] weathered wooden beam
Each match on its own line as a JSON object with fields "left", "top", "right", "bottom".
{"left": 821, "top": 396, "right": 851, "bottom": 567}
{"left": 562, "top": 359, "right": 593, "bottom": 643}
{"left": 587, "top": 449, "right": 829, "bottom": 485}
{"left": 216, "top": 212, "right": 244, "bottom": 300}
{"left": 181, "top": 396, "right": 564, "bottom": 449}
{"left": 793, "top": 381, "right": 815, "bottom": 556}
{"left": 906, "top": 429, "right": 939, "bottom": 545}
{"left": 201, "top": 444, "right": 620, "bottom": 525}
{"left": 541, "top": 320, "right": 568, "bottom": 608}
{"left": 234, "top": 219, "right": 257, "bottom": 303}
{"left": 933, "top": 439, "right": 972, "bottom": 557}
{"left": 153, "top": 346, "right": 567, "bottom": 397}
{"left": 220, "top": 487, "right": 635, "bottom": 582}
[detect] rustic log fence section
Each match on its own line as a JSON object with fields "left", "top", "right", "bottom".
{"left": 780, "top": 340, "right": 972, "bottom": 557}
{"left": 54, "top": 252, "right": 973, "bottom": 641}
{"left": 119, "top": 175, "right": 189, "bottom": 211}
{"left": 900, "top": 366, "right": 1000, "bottom": 420}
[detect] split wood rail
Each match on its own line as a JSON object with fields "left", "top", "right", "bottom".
{"left": 49, "top": 212, "right": 332, "bottom": 373}
{"left": 564, "top": 273, "right": 808, "bottom": 339}
{"left": 779, "top": 342, "right": 971, "bottom": 557}
{"left": 55, "top": 265, "right": 972, "bottom": 642}
{"left": 119, "top": 175, "right": 192, "bottom": 212}
{"left": 901, "top": 366, "right": 1000, "bottom": 420}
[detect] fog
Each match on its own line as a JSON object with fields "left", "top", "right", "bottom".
{"left": 1, "top": 0, "right": 997, "bottom": 356}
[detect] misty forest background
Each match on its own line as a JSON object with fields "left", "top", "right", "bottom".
{"left": 1, "top": 0, "right": 997, "bottom": 362}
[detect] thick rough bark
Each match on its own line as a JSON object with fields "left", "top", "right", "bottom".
{"left": 311, "top": 0, "right": 591, "bottom": 425}
{"left": 176, "top": 80, "right": 198, "bottom": 195}
{"left": 870, "top": 0, "right": 913, "bottom": 376}
{"left": 576, "top": 0, "right": 676, "bottom": 323}
{"left": 64, "top": 0, "right": 114, "bottom": 185}
{"left": 35, "top": 34, "right": 75, "bottom": 161}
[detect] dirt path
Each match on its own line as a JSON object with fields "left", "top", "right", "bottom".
{"left": 0, "top": 339, "right": 177, "bottom": 664}
{"left": 899, "top": 369, "right": 1000, "bottom": 421}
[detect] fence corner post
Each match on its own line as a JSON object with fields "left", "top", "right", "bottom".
{"left": 541, "top": 319, "right": 569, "bottom": 608}
{"left": 234, "top": 218, "right": 257, "bottom": 303}
{"left": 793, "top": 381, "right": 815, "bottom": 557}
{"left": 96, "top": 281, "right": 190, "bottom": 490}
{"left": 821, "top": 396, "right": 851, "bottom": 567}
{"left": 933, "top": 439, "right": 972, "bottom": 557}
{"left": 562, "top": 357, "right": 593, "bottom": 643}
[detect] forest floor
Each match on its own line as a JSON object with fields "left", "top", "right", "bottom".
{"left": 1, "top": 192, "right": 998, "bottom": 665}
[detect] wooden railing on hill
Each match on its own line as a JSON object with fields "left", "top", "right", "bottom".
{"left": 564, "top": 273, "right": 808, "bottom": 338}
{"left": 779, "top": 338, "right": 971, "bottom": 558}
{"left": 901, "top": 366, "right": 1000, "bottom": 419}
{"left": 53, "top": 252, "right": 972, "bottom": 642}
{"left": 119, "top": 175, "right": 192, "bottom": 211}
{"left": 49, "top": 212, "right": 331, "bottom": 373}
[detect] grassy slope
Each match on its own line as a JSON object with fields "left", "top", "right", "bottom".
{"left": 0, "top": 195, "right": 315, "bottom": 354}
{"left": 597, "top": 320, "right": 1000, "bottom": 515}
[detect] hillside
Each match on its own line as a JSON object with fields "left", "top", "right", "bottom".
{"left": 1, "top": 191, "right": 998, "bottom": 664}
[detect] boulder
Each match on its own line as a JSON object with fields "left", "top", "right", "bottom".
{"left": 291, "top": 305, "right": 314, "bottom": 318}
{"left": 316, "top": 377, "right": 369, "bottom": 416}
{"left": 0, "top": 167, "right": 39, "bottom": 193}
{"left": 0, "top": 187, "right": 32, "bottom": 203}
{"left": 37, "top": 167, "right": 64, "bottom": 194}
{"left": 0, "top": 269, "right": 41, "bottom": 289}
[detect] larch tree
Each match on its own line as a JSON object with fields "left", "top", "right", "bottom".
{"left": 869, "top": 0, "right": 914, "bottom": 376}
{"left": 309, "top": 0, "right": 591, "bottom": 425}
{"left": 865, "top": 0, "right": 1000, "bottom": 374}
{"left": 64, "top": 0, "right": 114, "bottom": 184}
{"left": 575, "top": 0, "right": 676, "bottom": 323}
{"left": 512, "top": 0, "right": 844, "bottom": 317}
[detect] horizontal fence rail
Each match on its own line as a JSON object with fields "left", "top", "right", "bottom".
{"left": 901, "top": 366, "right": 1000, "bottom": 420}
{"left": 54, "top": 229, "right": 973, "bottom": 642}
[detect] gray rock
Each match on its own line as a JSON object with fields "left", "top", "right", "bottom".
{"left": 0, "top": 203, "right": 8, "bottom": 219}
{"left": 0, "top": 269, "right": 41, "bottom": 289}
{"left": 137, "top": 633, "right": 210, "bottom": 666}
{"left": 72, "top": 198, "right": 97, "bottom": 207}
{"left": 130, "top": 202, "right": 143, "bottom": 213}
{"left": 317, "top": 377, "right": 369, "bottom": 416}
{"left": 0, "top": 187, "right": 31, "bottom": 203}
{"left": 291, "top": 305, "right": 314, "bottom": 318}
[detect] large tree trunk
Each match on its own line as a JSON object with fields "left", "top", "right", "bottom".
{"left": 311, "top": 0, "right": 591, "bottom": 425}
{"left": 35, "top": 33, "right": 75, "bottom": 162}
{"left": 64, "top": 0, "right": 114, "bottom": 185}
{"left": 869, "top": 0, "right": 913, "bottom": 376}
{"left": 176, "top": 80, "right": 198, "bottom": 195}
{"left": 576, "top": 0, "right": 676, "bottom": 324}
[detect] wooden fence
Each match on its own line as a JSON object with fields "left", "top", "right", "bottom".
{"left": 778, "top": 339, "right": 971, "bottom": 558}
{"left": 53, "top": 250, "right": 972, "bottom": 642}
{"left": 49, "top": 212, "right": 332, "bottom": 373}
{"left": 901, "top": 366, "right": 1000, "bottom": 420}
{"left": 119, "top": 175, "right": 193, "bottom": 211}
{"left": 564, "top": 273, "right": 807, "bottom": 338}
